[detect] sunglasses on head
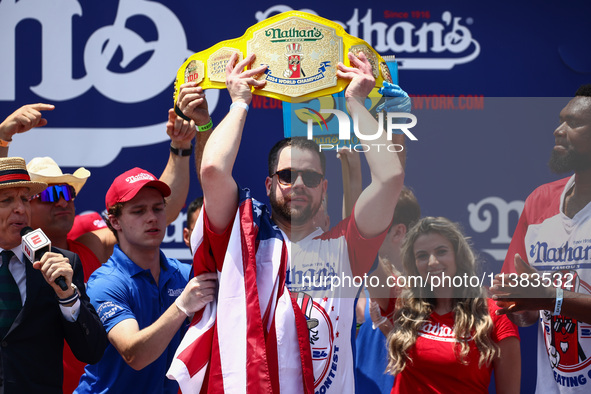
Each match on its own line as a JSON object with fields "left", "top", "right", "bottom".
{"left": 31, "top": 184, "right": 76, "bottom": 203}
{"left": 273, "top": 169, "right": 324, "bottom": 188}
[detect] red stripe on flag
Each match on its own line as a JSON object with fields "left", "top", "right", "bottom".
{"left": 177, "top": 324, "right": 214, "bottom": 378}
{"left": 192, "top": 227, "right": 217, "bottom": 276}
{"left": 240, "top": 199, "right": 274, "bottom": 394}
{"left": 205, "top": 323, "right": 224, "bottom": 394}
{"left": 291, "top": 295, "right": 315, "bottom": 394}
{"left": 263, "top": 240, "right": 289, "bottom": 394}
{"left": 266, "top": 315, "right": 280, "bottom": 394}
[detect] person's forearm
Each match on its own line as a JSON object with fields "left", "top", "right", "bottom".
{"left": 507, "top": 310, "right": 538, "bottom": 327}
{"left": 160, "top": 151, "right": 191, "bottom": 225}
{"left": 347, "top": 97, "right": 404, "bottom": 186}
{"left": 341, "top": 152, "right": 362, "bottom": 219}
{"left": 117, "top": 303, "right": 186, "bottom": 371}
{"left": 201, "top": 107, "right": 246, "bottom": 182}
{"left": 195, "top": 128, "right": 213, "bottom": 185}
{"left": 348, "top": 98, "right": 404, "bottom": 238}
{"left": 0, "top": 121, "right": 13, "bottom": 158}
{"left": 199, "top": 107, "right": 245, "bottom": 232}
{"left": 553, "top": 290, "right": 591, "bottom": 325}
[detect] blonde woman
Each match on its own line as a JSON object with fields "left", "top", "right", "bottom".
{"left": 386, "top": 217, "right": 521, "bottom": 393}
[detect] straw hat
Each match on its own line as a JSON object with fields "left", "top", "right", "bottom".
{"left": 0, "top": 157, "right": 47, "bottom": 196}
{"left": 26, "top": 157, "right": 90, "bottom": 195}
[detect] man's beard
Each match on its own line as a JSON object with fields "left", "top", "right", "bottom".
{"left": 549, "top": 147, "right": 591, "bottom": 173}
{"left": 270, "top": 189, "right": 321, "bottom": 226}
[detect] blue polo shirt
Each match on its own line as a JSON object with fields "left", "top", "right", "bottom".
{"left": 75, "top": 245, "right": 191, "bottom": 394}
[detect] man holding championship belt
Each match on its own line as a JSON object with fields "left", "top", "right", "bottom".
{"left": 168, "top": 42, "right": 406, "bottom": 394}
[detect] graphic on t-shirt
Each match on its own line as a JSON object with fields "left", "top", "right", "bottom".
{"left": 543, "top": 270, "right": 591, "bottom": 373}
{"left": 292, "top": 291, "right": 340, "bottom": 390}
{"left": 418, "top": 320, "right": 460, "bottom": 343}
{"left": 293, "top": 291, "right": 319, "bottom": 342}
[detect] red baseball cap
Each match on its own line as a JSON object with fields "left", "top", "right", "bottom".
{"left": 105, "top": 167, "right": 171, "bottom": 210}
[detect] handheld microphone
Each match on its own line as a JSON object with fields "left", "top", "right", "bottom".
{"left": 20, "top": 226, "right": 68, "bottom": 291}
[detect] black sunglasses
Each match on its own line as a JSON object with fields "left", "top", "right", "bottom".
{"left": 553, "top": 318, "right": 575, "bottom": 334}
{"left": 273, "top": 169, "right": 324, "bottom": 188}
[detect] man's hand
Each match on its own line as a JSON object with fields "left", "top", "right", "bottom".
{"left": 225, "top": 53, "right": 267, "bottom": 106}
{"left": 166, "top": 108, "right": 196, "bottom": 150}
{"left": 175, "top": 272, "right": 218, "bottom": 317}
{"left": 337, "top": 51, "right": 375, "bottom": 101}
{"left": 0, "top": 103, "right": 55, "bottom": 141}
{"left": 376, "top": 81, "right": 412, "bottom": 114}
{"left": 175, "top": 83, "right": 210, "bottom": 125}
{"left": 369, "top": 299, "right": 383, "bottom": 323}
{"left": 32, "top": 252, "right": 74, "bottom": 299}
{"left": 490, "top": 253, "right": 555, "bottom": 315}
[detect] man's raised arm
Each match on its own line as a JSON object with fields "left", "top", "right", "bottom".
{"left": 0, "top": 103, "right": 55, "bottom": 157}
{"left": 337, "top": 52, "right": 405, "bottom": 239}
{"left": 199, "top": 53, "right": 267, "bottom": 233}
{"left": 159, "top": 108, "right": 198, "bottom": 224}
{"left": 175, "top": 82, "right": 212, "bottom": 185}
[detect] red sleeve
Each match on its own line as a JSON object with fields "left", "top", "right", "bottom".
{"left": 197, "top": 207, "right": 234, "bottom": 273}
{"left": 502, "top": 178, "right": 568, "bottom": 274}
{"left": 346, "top": 209, "right": 389, "bottom": 278}
{"left": 488, "top": 299, "right": 520, "bottom": 342}
{"left": 502, "top": 207, "right": 529, "bottom": 274}
{"left": 380, "top": 296, "right": 397, "bottom": 318}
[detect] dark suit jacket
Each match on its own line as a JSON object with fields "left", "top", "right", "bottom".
{"left": 0, "top": 247, "right": 108, "bottom": 394}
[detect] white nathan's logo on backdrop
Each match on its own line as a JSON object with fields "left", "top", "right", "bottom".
{"left": 0, "top": 0, "right": 218, "bottom": 166}
{"left": 256, "top": 6, "right": 480, "bottom": 70}
{"left": 467, "top": 196, "right": 524, "bottom": 262}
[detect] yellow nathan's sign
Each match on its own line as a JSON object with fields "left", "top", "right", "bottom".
{"left": 173, "top": 11, "right": 392, "bottom": 103}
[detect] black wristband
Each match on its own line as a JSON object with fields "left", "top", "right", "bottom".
{"left": 174, "top": 105, "right": 192, "bottom": 122}
{"left": 170, "top": 143, "right": 193, "bottom": 157}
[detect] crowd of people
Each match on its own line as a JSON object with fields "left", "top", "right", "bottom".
{"left": 0, "top": 48, "right": 589, "bottom": 394}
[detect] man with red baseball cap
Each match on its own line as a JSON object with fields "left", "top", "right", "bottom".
{"left": 76, "top": 167, "right": 217, "bottom": 394}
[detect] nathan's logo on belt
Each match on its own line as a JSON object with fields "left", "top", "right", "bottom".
{"left": 264, "top": 26, "right": 324, "bottom": 42}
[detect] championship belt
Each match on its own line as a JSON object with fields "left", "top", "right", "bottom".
{"left": 173, "top": 10, "right": 393, "bottom": 105}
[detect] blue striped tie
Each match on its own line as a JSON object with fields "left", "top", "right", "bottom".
{"left": 0, "top": 250, "right": 21, "bottom": 338}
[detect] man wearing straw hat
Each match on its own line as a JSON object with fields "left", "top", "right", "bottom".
{"left": 1, "top": 102, "right": 205, "bottom": 268}
{"left": 22, "top": 105, "right": 200, "bottom": 267}
{"left": 0, "top": 157, "right": 107, "bottom": 393}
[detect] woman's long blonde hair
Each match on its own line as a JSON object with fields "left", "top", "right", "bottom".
{"left": 386, "top": 216, "right": 499, "bottom": 375}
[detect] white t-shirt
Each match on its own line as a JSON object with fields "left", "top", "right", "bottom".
{"left": 287, "top": 216, "right": 386, "bottom": 394}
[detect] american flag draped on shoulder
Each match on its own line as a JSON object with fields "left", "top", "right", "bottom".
{"left": 167, "top": 188, "right": 314, "bottom": 393}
